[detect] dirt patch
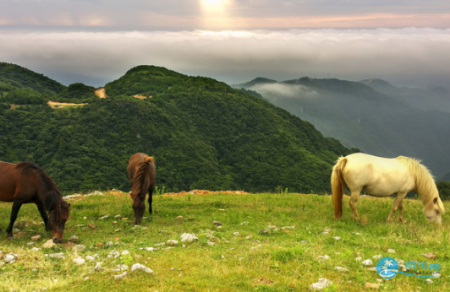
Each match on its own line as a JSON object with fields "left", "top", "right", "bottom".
{"left": 47, "top": 101, "right": 87, "bottom": 109}
{"left": 163, "top": 189, "right": 251, "bottom": 196}
{"left": 94, "top": 88, "right": 107, "bottom": 98}
{"left": 133, "top": 94, "right": 152, "bottom": 99}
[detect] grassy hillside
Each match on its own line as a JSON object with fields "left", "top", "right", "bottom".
{"left": 236, "top": 77, "right": 450, "bottom": 178}
{"left": 1, "top": 192, "right": 449, "bottom": 291}
{"left": 0, "top": 64, "right": 352, "bottom": 193}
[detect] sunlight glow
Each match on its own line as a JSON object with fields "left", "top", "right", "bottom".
{"left": 200, "top": 0, "right": 231, "bottom": 29}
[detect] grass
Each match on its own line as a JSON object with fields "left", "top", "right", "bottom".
{"left": 0, "top": 192, "right": 449, "bottom": 292}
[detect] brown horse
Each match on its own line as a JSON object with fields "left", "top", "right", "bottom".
{"left": 127, "top": 153, "right": 156, "bottom": 225}
{"left": 0, "top": 161, "right": 70, "bottom": 242}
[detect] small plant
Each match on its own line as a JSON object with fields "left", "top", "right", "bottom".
{"left": 155, "top": 186, "right": 166, "bottom": 195}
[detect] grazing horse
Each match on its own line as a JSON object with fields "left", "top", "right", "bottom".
{"left": 332, "top": 153, "right": 445, "bottom": 225}
{"left": 127, "top": 153, "right": 156, "bottom": 225}
{"left": 0, "top": 161, "right": 70, "bottom": 242}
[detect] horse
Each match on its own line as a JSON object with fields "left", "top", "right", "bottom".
{"left": 127, "top": 153, "right": 156, "bottom": 225}
{"left": 331, "top": 153, "right": 445, "bottom": 226}
{"left": 0, "top": 161, "right": 70, "bottom": 242}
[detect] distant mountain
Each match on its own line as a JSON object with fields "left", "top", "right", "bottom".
{"left": 360, "top": 78, "right": 450, "bottom": 113}
{"left": 0, "top": 63, "right": 353, "bottom": 193}
{"left": 235, "top": 77, "right": 450, "bottom": 177}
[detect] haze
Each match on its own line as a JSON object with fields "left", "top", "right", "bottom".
{"left": 1, "top": 0, "right": 450, "bottom": 88}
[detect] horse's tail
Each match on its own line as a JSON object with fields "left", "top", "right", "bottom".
{"left": 132, "top": 156, "right": 155, "bottom": 198}
{"left": 331, "top": 156, "right": 347, "bottom": 219}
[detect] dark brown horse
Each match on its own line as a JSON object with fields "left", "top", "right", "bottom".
{"left": 0, "top": 161, "right": 70, "bottom": 242}
{"left": 127, "top": 153, "right": 156, "bottom": 225}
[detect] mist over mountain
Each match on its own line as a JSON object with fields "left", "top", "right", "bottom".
{"left": 235, "top": 77, "right": 450, "bottom": 179}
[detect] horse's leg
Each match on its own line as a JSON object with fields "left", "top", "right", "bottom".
{"left": 148, "top": 186, "right": 154, "bottom": 215}
{"left": 132, "top": 196, "right": 145, "bottom": 225}
{"left": 349, "top": 189, "right": 361, "bottom": 219}
{"left": 387, "top": 192, "right": 407, "bottom": 223}
{"left": 6, "top": 201, "right": 23, "bottom": 239}
{"left": 35, "top": 200, "right": 49, "bottom": 231}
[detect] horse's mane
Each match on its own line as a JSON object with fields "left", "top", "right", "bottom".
{"left": 16, "top": 162, "right": 70, "bottom": 220}
{"left": 132, "top": 156, "right": 154, "bottom": 198}
{"left": 395, "top": 156, "right": 439, "bottom": 207}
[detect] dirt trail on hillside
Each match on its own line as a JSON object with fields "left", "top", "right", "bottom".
{"left": 94, "top": 88, "right": 107, "bottom": 98}
{"left": 47, "top": 101, "right": 87, "bottom": 108}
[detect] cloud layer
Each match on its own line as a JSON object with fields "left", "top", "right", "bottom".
{"left": 1, "top": 28, "right": 450, "bottom": 88}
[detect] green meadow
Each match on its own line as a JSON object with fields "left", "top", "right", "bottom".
{"left": 0, "top": 192, "right": 449, "bottom": 292}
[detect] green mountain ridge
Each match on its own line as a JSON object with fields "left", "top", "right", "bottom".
{"left": 0, "top": 63, "right": 353, "bottom": 193}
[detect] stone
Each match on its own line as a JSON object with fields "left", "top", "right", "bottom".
{"left": 42, "top": 239, "right": 56, "bottom": 248}
{"left": 31, "top": 235, "right": 42, "bottom": 241}
{"left": 131, "top": 263, "right": 153, "bottom": 273}
{"left": 309, "top": 278, "right": 332, "bottom": 290}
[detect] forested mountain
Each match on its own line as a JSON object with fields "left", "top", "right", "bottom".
{"left": 235, "top": 77, "right": 450, "bottom": 179}
{"left": 0, "top": 63, "right": 353, "bottom": 194}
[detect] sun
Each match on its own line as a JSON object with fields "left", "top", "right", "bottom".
{"left": 200, "top": 0, "right": 226, "bottom": 13}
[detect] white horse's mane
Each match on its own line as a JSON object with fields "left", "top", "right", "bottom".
{"left": 395, "top": 156, "right": 438, "bottom": 207}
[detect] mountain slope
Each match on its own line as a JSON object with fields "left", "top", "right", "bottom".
{"left": 0, "top": 62, "right": 64, "bottom": 95}
{"left": 0, "top": 64, "right": 352, "bottom": 193}
{"left": 236, "top": 77, "right": 450, "bottom": 177}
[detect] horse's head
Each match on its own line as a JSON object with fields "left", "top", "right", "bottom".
{"left": 423, "top": 197, "right": 445, "bottom": 226}
{"left": 49, "top": 201, "right": 70, "bottom": 243}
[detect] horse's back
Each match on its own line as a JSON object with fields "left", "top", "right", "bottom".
{"left": 342, "top": 153, "right": 414, "bottom": 196}
{"left": 127, "top": 153, "right": 155, "bottom": 182}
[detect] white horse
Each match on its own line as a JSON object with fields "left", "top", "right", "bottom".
{"left": 331, "top": 153, "right": 445, "bottom": 225}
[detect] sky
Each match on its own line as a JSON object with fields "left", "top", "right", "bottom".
{"left": 1, "top": 0, "right": 450, "bottom": 88}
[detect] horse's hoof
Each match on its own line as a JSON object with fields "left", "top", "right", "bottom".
{"left": 6, "top": 235, "right": 14, "bottom": 240}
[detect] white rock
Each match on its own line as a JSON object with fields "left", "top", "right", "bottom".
{"left": 85, "top": 256, "right": 96, "bottom": 262}
{"left": 99, "top": 215, "right": 110, "bottom": 220}
{"left": 4, "top": 254, "right": 16, "bottom": 263}
{"left": 131, "top": 263, "right": 153, "bottom": 274}
{"left": 333, "top": 236, "right": 341, "bottom": 241}
{"left": 310, "top": 278, "right": 333, "bottom": 290}
{"left": 49, "top": 253, "right": 65, "bottom": 259}
{"left": 105, "top": 241, "right": 114, "bottom": 247}
{"left": 372, "top": 255, "right": 382, "bottom": 259}
{"left": 396, "top": 259, "right": 405, "bottom": 265}
{"left": 355, "top": 257, "right": 362, "bottom": 261}
{"left": 387, "top": 249, "right": 395, "bottom": 254}
{"left": 73, "top": 245, "right": 86, "bottom": 251}
{"left": 154, "top": 243, "right": 165, "bottom": 247}
{"left": 426, "top": 279, "right": 433, "bottom": 283}
{"left": 114, "top": 215, "right": 121, "bottom": 218}
{"left": 31, "top": 247, "right": 41, "bottom": 251}
{"left": 167, "top": 240, "right": 179, "bottom": 246}
{"left": 432, "top": 272, "right": 441, "bottom": 278}
{"left": 335, "top": 266, "right": 349, "bottom": 272}
{"left": 83, "top": 217, "right": 87, "bottom": 220}
{"left": 93, "top": 262, "right": 105, "bottom": 271}
{"left": 121, "top": 250, "right": 130, "bottom": 256}
{"left": 367, "top": 267, "right": 377, "bottom": 271}
{"left": 318, "top": 255, "right": 330, "bottom": 261}
{"left": 362, "top": 259, "right": 374, "bottom": 266}
{"left": 114, "top": 272, "right": 127, "bottom": 280}
{"left": 73, "top": 257, "right": 85, "bottom": 265}
{"left": 144, "top": 247, "right": 155, "bottom": 251}
{"left": 207, "top": 241, "right": 214, "bottom": 246}
{"left": 353, "top": 232, "right": 361, "bottom": 235}
{"left": 233, "top": 232, "right": 240, "bottom": 236}
{"left": 112, "top": 264, "right": 128, "bottom": 272}
{"left": 281, "top": 226, "right": 295, "bottom": 229}
{"left": 108, "top": 250, "right": 120, "bottom": 258}
{"left": 180, "top": 233, "right": 198, "bottom": 242}
{"left": 27, "top": 242, "right": 35, "bottom": 246}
